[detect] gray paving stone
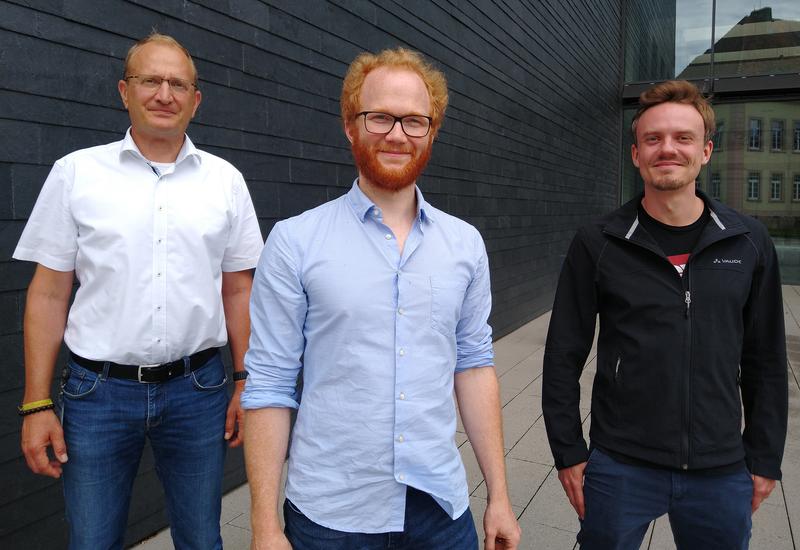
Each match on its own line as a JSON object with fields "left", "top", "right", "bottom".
{"left": 498, "top": 349, "right": 544, "bottom": 393}
{"left": 220, "top": 523, "right": 252, "bottom": 548}
{"left": 460, "top": 441, "right": 485, "bottom": 494}
{"left": 502, "top": 391, "right": 541, "bottom": 449}
{"left": 473, "top": 457, "right": 551, "bottom": 508}
{"left": 507, "top": 425, "right": 554, "bottom": 467}
{"left": 647, "top": 516, "right": 676, "bottom": 550}
{"left": 518, "top": 469, "right": 580, "bottom": 533}
{"left": 517, "top": 517, "right": 578, "bottom": 550}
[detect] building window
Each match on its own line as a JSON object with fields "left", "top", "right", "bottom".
{"left": 771, "top": 120, "right": 784, "bottom": 151}
{"left": 710, "top": 173, "right": 721, "bottom": 199}
{"left": 794, "top": 175, "right": 800, "bottom": 201}
{"left": 794, "top": 121, "right": 800, "bottom": 152}
{"left": 713, "top": 121, "right": 724, "bottom": 151}
{"left": 747, "top": 172, "right": 760, "bottom": 200}
{"left": 771, "top": 173, "right": 783, "bottom": 201}
{"left": 748, "top": 119, "right": 762, "bottom": 150}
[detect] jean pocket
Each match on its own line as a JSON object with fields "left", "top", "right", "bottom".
{"left": 61, "top": 362, "right": 101, "bottom": 399}
{"left": 430, "top": 276, "right": 468, "bottom": 337}
{"left": 191, "top": 358, "right": 227, "bottom": 391}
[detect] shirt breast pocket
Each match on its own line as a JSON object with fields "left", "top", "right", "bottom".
{"left": 430, "top": 276, "right": 468, "bottom": 337}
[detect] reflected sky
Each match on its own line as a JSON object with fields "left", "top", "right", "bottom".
{"left": 675, "top": 0, "right": 800, "bottom": 74}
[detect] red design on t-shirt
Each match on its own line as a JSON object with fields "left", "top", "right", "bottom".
{"left": 668, "top": 253, "right": 690, "bottom": 276}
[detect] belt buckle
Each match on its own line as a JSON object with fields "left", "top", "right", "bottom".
{"left": 138, "top": 363, "right": 161, "bottom": 383}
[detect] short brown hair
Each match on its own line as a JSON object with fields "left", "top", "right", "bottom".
{"left": 123, "top": 32, "right": 197, "bottom": 83}
{"left": 631, "top": 80, "right": 715, "bottom": 143}
{"left": 341, "top": 47, "right": 448, "bottom": 133}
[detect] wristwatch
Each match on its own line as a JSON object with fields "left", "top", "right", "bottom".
{"left": 232, "top": 370, "right": 249, "bottom": 382}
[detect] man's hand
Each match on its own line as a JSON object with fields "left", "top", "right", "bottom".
{"left": 557, "top": 461, "right": 587, "bottom": 520}
{"left": 752, "top": 474, "right": 776, "bottom": 514}
{"left": 251, "top": 530, "right": 292, "bottom": 550}
{"left": 224, "top": 383, "right": 245, "bottom": 447}
{"left": 21, "top": 410, "right": 68, "bottom": 478}
{"left": 483, "top": 497, "right": 521, "bottom": 550}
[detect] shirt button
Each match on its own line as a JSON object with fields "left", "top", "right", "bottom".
{"left": 398, "top": 308, "right": 405, "bottom": 315}
{"left": 397, "top": 435, "right": 404, "bottom": 443}
{"left": 681, "top": 464, "right": 688, "bottom": 470}
{"left": 157, "top": 306, "right": 161, "bottom": 311}
{"left": 399, "top": 348, "right": 405, "bottom": 356}
{"left": 157, "top": 239, "right": 163, "bottom": 244}
{"left": 399, "top": 392, "right": 405, "bottom": 400}
{"left": 156, "top": 272, "right": 162, "bottom": 278}
{"left": 156, "top": 338, "right": 161, "bottom": 342}
{"left": 398, "top": 473, "right": 405, "bottom": 481}
{"left": 158, "top": 206, "right": 163, "bottom": 211}
{"left": 384, "top": 234, "right": 392, "bottom": 240}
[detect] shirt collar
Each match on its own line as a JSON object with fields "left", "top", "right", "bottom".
{"left": 119, "top": 128, "right": 201, "bottom": 166}
{"left": 346, "top": 179, "right": 434, "bottom": 224}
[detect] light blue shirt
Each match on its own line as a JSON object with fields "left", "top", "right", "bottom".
{"left": 242, "top": 180, "right": 494, "bottom": 533}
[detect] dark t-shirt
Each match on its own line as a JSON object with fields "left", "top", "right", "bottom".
{"left": 637, "top": 201, "right": 709, "bottom": 276}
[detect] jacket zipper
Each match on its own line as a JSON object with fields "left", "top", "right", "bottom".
{"left": 680, "top": 267, "right": 692, "bottom": 470}
{"left": 614, "top": 357, "right": 621, "bottom": 380}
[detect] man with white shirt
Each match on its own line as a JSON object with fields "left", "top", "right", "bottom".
{"left": 243, "top": 47, "right": 521, "bottom": 550}
{"left": 14, "top": 33, "right": 262, "bottom": 549}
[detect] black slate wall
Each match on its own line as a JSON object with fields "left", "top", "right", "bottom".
{"left": 0, "top": 0, "right": 622, "bottom": 546}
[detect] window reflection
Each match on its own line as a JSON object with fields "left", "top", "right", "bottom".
{"left": 709, "top": 101, "right": 800, "bottom": 282}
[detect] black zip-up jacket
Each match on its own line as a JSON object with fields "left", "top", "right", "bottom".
{"left": 542, "top": 191, "right": 787, "bottom": 479}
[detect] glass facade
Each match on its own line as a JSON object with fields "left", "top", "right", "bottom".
{"left": 623, "top": 2, "right": 800, "bottom": 283}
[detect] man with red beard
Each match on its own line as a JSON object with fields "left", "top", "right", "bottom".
{"left": 543, "top": 80, "right": 787, "bottom": 549}
{"left": 241, "top": 48, "right": 521, "bottom": 550}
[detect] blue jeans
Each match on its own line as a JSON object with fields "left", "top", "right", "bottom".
{"left": 284, "top": 486, "right": 478, "bottom": 549}
{"left": 578, "top": 448, "right": 753, "bottom": 550}
{"left": 60, "top": 353, "right": 228, "bottom": 550}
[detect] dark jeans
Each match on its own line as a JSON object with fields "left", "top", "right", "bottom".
{"left": 60, "top": 353, "right": 228, "bottom": 550}
{"left": 578, "top": 448, "right": 753, "bottom": 550}
{"left": 284, "top": 486, "right": 478, "bottom": 549}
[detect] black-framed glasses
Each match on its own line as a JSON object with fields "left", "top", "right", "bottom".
{"left": 125, "top": 74, "right": 196, "bottom": 94}
{"left": 358, "top": 111, "right": 432, "bottom": 138}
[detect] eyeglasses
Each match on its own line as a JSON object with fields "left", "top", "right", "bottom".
{"left": 358, "top": 111, "right": 432, "bottom": 138}
{"left": 125, "top": 74, "right": 196, "bottom": 94}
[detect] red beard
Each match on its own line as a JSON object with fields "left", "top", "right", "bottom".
{"left": 351, "top": 135, "right": 432, "bottom": 192}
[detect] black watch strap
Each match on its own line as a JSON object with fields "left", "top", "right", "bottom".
{"left": 232, "top": 370, "right": 249, "bottom": 381}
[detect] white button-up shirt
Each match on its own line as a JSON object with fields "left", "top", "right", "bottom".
{"left": 14, "top": 130, "right": 263, "bottom": 365}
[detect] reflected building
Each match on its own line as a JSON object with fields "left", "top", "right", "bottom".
{"left": 625, "top": 0, "right": 676, "bottom": 82}
{"left": 621, "top": 3, "right": 800, "bottom": 281}
{"left": 677, "top": 7, "right": 800, "bottom": 242}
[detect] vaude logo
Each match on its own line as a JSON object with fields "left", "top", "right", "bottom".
{"left": 713, "top": 258, "right": 742, "bottom": 264}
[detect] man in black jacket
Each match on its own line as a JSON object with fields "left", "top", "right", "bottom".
{"left": 543, "top": 80, "right": 787, "bottom": 549}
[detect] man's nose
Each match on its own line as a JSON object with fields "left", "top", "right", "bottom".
{"left": 660, "top": 137, "right": 678, "bottom": 154}
{"left": 385, "top": 120, "right": 408, "bottom": 141}
{"left": 155, "top": 80, "right": 174, "bottom": 102}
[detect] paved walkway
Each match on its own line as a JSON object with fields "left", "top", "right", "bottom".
{"left": 138, "top": 285, "right": 800, "bottom": 549}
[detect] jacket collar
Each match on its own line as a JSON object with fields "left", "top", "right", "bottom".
{"left": 603, "top": 189, "right": 749, "bottom": 254}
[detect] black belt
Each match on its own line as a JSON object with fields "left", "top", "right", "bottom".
{"left": 69, "top": 348, "right": 219, "bottom": 383}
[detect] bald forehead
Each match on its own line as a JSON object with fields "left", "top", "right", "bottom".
{"left": 126, "top": 42, "right": 196, "bottom": 81}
